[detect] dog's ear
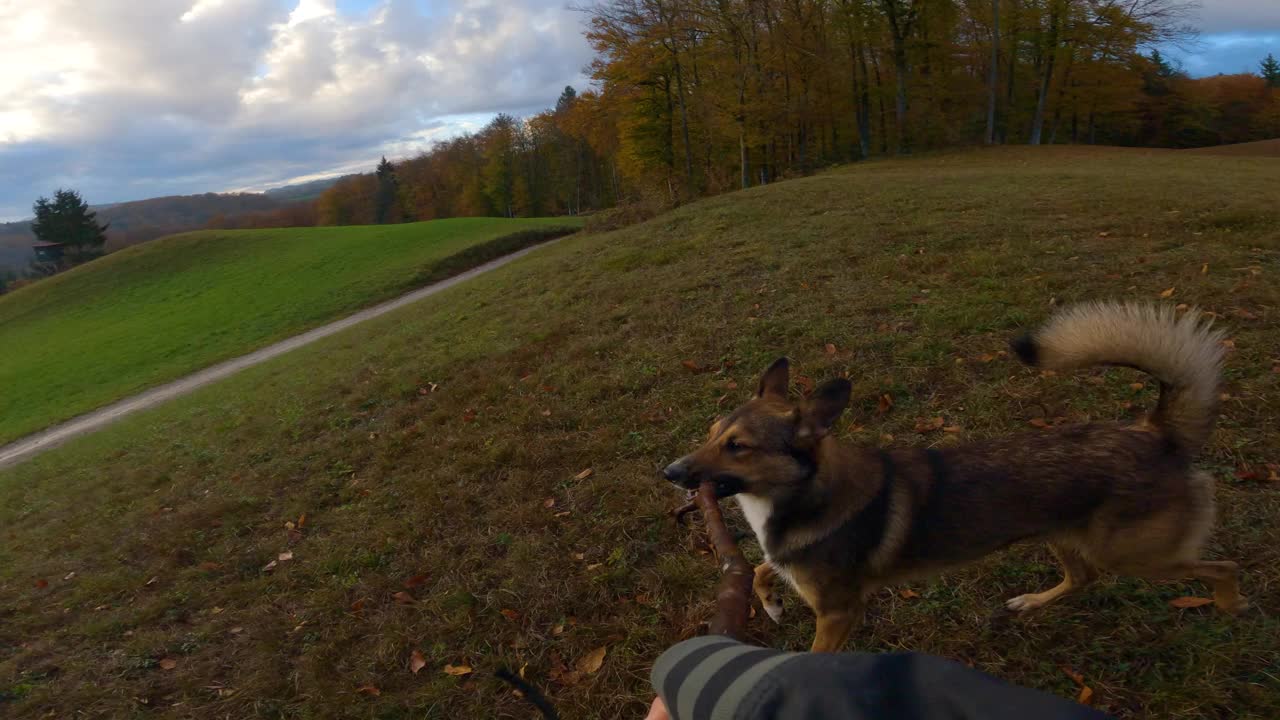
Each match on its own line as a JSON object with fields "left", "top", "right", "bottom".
{"left": 756, "top": 357, "right": 790, "bottom": 400}
{"left": 796, "top": 379, "right": 852, "bottom": 443}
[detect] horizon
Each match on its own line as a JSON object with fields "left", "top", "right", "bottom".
{"left": 0, "top": 0, "right": 1277, "bottom": 222}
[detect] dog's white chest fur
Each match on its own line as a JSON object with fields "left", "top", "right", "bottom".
{"left": 736, "top": 494, "right": 773, "bottom": 557}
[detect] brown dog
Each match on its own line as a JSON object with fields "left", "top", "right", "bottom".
{"left": 663, "top": 302, "right": 1247, "bottom": 652}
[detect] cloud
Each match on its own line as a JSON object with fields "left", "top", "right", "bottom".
{"left": 0, "top": 0, "right": 593, "bottom": 219}
{"left": 1193, "top": 0, "right": 1280, "bottom": 35}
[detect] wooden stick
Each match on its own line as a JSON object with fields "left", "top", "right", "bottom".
{"left": 692, "top": 483, "right": 754, "bottom": 640}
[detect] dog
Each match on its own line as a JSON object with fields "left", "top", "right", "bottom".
{"left": 663, "top": 302, "right": 1248, "bottom": 652}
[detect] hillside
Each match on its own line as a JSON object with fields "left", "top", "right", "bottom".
{"left": 1, "top": 148, "right": 1277, "bottom": 718}
{"left": 0, "top": 217, "right": 580, "bottom": 444}
{"left": 0, "top": 193, "right": 285, "bottom": 273}
{"left": 1186, "top": 138, "right": 1280, "bottom": 157}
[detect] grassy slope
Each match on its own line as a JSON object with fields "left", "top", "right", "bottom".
{"left": 0, "top": 217, "right": 580, "bottom": 444}
{"left": 1186, "top": 138, "right": 1280, "bottom": 157}
{"left": 1, "top": 147, "right": 1277, "bottom": 718}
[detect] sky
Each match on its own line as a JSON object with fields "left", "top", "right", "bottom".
{"left": 0, "top": 0, "right": 1277, "bottom": 222}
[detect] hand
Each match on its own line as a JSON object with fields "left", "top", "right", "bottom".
{"left": 645, "top": 696, "right": 671, "bottom": 720}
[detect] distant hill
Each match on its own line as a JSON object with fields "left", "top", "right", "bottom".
{"left": 0, "top": 175, "right": 354, "bottom": 275}
{"left": 263, "top": 175, "right": 353, "bottom": 203}
{"left": 0, "top": 192, "right": 283, "bottom": 274}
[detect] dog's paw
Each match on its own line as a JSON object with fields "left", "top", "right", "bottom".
{"left": 762, "top": 597, "right": 784, "bottom": 623}
{"left": 1005, "top": 593, "right": 1045, "bottom": 612}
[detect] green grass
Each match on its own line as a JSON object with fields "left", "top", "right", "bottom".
{"left": 1, "top": 147, "right": 1278, "bottom": 718}
{"left": 0, "top": 217, "right": 580, "bottom": 444}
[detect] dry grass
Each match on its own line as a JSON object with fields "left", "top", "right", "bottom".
{"left": 1, "top": 146, "right": 1278, "bottom": 718}
{"left": 1185, "top": 138, "right": 1280, "bottom": 157}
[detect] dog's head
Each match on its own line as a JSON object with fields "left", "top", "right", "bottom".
{"left": 663, "top": 358, "right": 851, "bottom": 499}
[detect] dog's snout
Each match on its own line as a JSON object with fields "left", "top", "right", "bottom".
{"left": 663, "top": 459, "right": 691, "bottom": 485}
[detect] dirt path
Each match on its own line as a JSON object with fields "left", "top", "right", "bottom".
{"left": 0, "top": 239, "right": 563, "bottom": 471}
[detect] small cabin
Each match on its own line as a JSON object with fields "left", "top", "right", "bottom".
{"left": 33, "top": 242, "right": 65, "bottom": 263}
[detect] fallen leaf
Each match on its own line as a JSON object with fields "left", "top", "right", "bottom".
{"left": 404, "top": 574, "right": 428, "bottom": 588}
{"left": 1221, "top": 338, "right": 1236, "bottom": 350}
{"left": 586, "top": 563, "right": 603, "bottom": 571}
{"left": 1159, "top": 287, "right": 1175, "bottom": 298}
{"left": 229, "top": 627, "right": 244, "bottom": 634}
{"left": 1169, "top": 596, "right": 1214, "bottom": 609}
{"left": 500, "top": 608, "right": 521, "bottom": 621}
{"left": 278, "top": 551, "right": 294, "bottom": 562}
{"left": 572, "top": 552, "right": 585, "bottom": 561}
{"left": 1061, "top": 666, "right": 1085, "bottom": 686}
{"left": 211, "top": 606, "right": 225, "bottom": 615}
{"left": 350, "top": 598, "right": 367, "bottom": 613}
{"left": 297, "top": 513, "right": 306, "bottom": 529}
{"left": 1029, "top": 418, "right": 1050, "bottom": 429}
{"left": 392, "top": 591, "right": 416, "bottom": 605}
{"left": 1201, "top": 263, "right": 1209, "bottom": 275}
{"left": 443, "top": 664, "right": 473, "bottom": 676}
{"left": 899, "top": 588, "right": 920, "bottom": 599}
{"left": 543, "top": 498, "right": 556, "bottom": 509}
{"left": 35, "top": 579, "right": 49, "bottom": 589}
{"left": 725, "top": 379, "right": 739, "bottom": 390}
{"left": 681, "top": 360, "right": 707, "bottom": 374}
{"left": 876, "top": 394, "right": 894, "bottom": 414}
{"left": 914, "top": 417, "right": 945, "bottom": 433}
{"left": 1175, "top": 303, "right": 1189, "bottom": 311}
{"left": 976, "top": 353, "right": 995, "bottom": 363}
{"left": 519, "top": 662, "right": 528, "bottom": 680}
{"left": 410, "top": 650, "right": 427, "bottom": 674}
{"left": 1097, "top": 231, "right": 1110, "bottom": 238}
{"left": 795, "top": 375, "right": 815, "bottom": 395}
{"left": 552, "top": 624, "right": 565, "bottom": 636}
{"left": 285, "top": 521, "right": 295, "bottom": 530}
{"left": 825, "top": 343, "right": 837, "bottom": 355}
{"left": 880, "top": 433, "right": 895, "bottom": 444}
{"left": 355, "top": 685, "right": 381, "bottom": 696}
{"left": 197, "top": 561, "right": 222, "bottom": 572}
{"left": 63, "top": 571, "right": 76, "bottom": 580}
{"left": 146, "top": 576, "right": 160, "bottom": 585}
{"left": 577, "top": 646, "right": 607, "bottom": 674}
{"left": 575, "top": 468, "right": 594, "bottom": 481}
{"left": 261, "top": 560, "right": 277, "bottom": 573}
{"left": 1078, "top": 686, "right": 1094, "bottom": 705}
{"left": 462, "top": 409, "right": 477, "bottom": 423}
{"left": 554, "top": 511, "right": 571, "bottom": 518}
{"left": 1129, "top": 383, "right": 1145, "bottom": 391}
{"left": 943, "top": 426, "right": 962, "bottom": 433}
{"left": 159, "top": 658, "right": 178, "bottom": 671}
{"left": 541, "top": 409, "right": 552, "bottom": 416}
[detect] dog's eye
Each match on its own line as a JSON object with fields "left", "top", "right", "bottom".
{"left": 725, "top": 437, "right": 746, "bottom": 453}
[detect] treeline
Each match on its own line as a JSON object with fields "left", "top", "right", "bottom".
{"left": 217, "top": 2, "right": 1278, "bottom": 230}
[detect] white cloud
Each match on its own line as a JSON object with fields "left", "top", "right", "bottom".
{"left": 0, "top": 0, "right": 593, "bottom": 219}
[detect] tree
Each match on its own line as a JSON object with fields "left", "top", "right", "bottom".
{"left": 374, "top": 156, "right": 402, "bottom": 224}
{"left": 1262, "top": 54, "right": 1280, "bottom": 88}
{"left": 31, "top": 189, "right": 108, "bottom": 266}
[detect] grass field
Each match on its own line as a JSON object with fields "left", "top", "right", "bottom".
{"left": 0, "top": 217, "right": 580, "bottom": 444}
{"left": 1, "top": 147, "right": 1278, "bottom": 718}
{"left": 1186, "top": 138, "right": 1280, "bottom": 157}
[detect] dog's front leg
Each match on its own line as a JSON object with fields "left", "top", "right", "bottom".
{"left": 753, "top": 562, "right": 784, "bottom": 623}
{"left": 810, "top": 602, "right": 864, "bottom": 653}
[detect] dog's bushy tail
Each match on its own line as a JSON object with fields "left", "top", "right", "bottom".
{"left": 1011, "top": 301, "right": 1225, "bottom": 455}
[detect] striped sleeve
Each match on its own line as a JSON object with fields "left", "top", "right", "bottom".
{"left": 650, "top": 635, "right": 800, "bottom": 720}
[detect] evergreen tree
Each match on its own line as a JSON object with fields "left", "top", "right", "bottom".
{"left": 374, "top": 156, "right": 400, "bottom": 224}
{"left": 1262, "top": 54, "right": 1280, "bottom": 88}
{"left": 31, "top": 189, "right": 108, "bottom": 266}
